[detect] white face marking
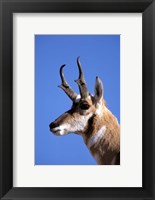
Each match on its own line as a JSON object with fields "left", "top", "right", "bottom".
{"left": 75, "top": 94, "right": 91, "bottom": 103}
{"left": 69, "top": 113, "right": 93, "bottom": 133}
{"left": 87, "top": 126, "right": 106, "bottom": 148}
{"left": 52, "top": 125, "right": 70, "bottom": 136}
{"left": 95, "top": 102, "right": 102, "bottom": 116}
{"left": 52, "top": 113, "right": 93, "bottom": 135}
{"left": 75, "top": 94, "right": 81, "bottom": 103}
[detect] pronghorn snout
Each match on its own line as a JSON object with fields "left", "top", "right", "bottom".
{"left": 49, "top": 121, "right": 60, "bottom": 133}
{"left": 49, "top": 122, "right": 58, "bottom": 130}
{"left": 49, "top": 119, "right": 69, "bottom": 136}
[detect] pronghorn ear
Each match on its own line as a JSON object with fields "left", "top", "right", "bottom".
{"left": 94, "top": 76, "right": 103, "bottom": 103}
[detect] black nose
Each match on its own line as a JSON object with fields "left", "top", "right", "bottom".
{"left": 49, "top": 122, "right": 57, "bottom": 129}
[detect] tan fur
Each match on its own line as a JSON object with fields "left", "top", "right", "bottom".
{"left": 81, "top": 99, "right": 120, "bottom": 165}
{"left": 50, "top": 89, "right": 120, "bottom": 165}
{"left": 50, "top": 60, "right": 120, "bottom": 165}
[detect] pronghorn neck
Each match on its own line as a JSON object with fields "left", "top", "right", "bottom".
{"left": 82, "top": 105, "right": 120, "bottom": 165}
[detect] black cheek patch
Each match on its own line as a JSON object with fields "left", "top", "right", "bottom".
{"left": 86, "top": 115, "right": 95, "bottom": 137}
{"left": 88, "top": 115, "right": 94, "bottom": 126}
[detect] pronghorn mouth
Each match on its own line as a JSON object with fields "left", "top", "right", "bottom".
{"left": 50, "top": 127, "right": 60, "bottom": 133}
{"left": 51, "top": 128, "right": 62, "bottom": 136}
{"left": 50, "top": 126, "right": 68, "bottom": 136}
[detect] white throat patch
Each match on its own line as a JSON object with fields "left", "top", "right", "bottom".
{"left": 87, "top": 126, "right": 106, "bottom": 148}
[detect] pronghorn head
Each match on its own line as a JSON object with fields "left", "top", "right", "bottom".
{"left": 49, "top": 57, "right": 106, "bottom": 138}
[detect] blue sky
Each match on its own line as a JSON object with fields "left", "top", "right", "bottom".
{"left": 35, "top": 35, "right": 120, "bottom": 165}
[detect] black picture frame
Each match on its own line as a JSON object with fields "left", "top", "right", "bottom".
{"left": 0, "top": 0, "right": 155, "bottom": 199}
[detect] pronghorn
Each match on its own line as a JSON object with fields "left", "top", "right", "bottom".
{"left": 49, "top": 57, "right": 120, "bottom": 165}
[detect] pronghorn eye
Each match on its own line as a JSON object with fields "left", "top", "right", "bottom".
{"left": 79, "top": 103, "right": 90, "bottom": 110}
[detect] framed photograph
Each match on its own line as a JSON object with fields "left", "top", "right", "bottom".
{"left": 0, "top": 0, "right": 154, "bottom": 199}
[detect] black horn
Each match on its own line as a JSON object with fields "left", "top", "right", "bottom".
{"left": 58, "top": 64, "right": 78, "bottom": 101}
{"left": 75, "top": 57, "right": 89, "bottom": 99}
